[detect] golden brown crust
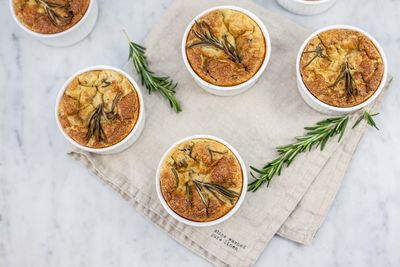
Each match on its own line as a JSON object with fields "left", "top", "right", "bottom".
{"left": 186, "top": 9, "right": 266, "bottom": 87}
{"left": 13, "top": 0, "right": 90, "bottom": 34}
{"left": 160, "top": 138, "right": 243, "bottom": 222}
{"left": 300, "top": 29, "right": 384, "bottom": 107}
{"left": 58, "top": 70, "right": 140, "bottom": 149}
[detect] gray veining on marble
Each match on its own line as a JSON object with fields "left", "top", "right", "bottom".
{"left": 0, "top": 0, "right": 399, "bottom": 266}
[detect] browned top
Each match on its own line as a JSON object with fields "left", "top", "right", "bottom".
{"left": 58, "top": 70, "right": 140, "bottom": 149}
{"left": 160, "top": 138, "right": 243, "bottom": 222}
{"left": 300, "top": 29, "right": 384, "bottom": 107}
{"left": 13, "top": 0, "right": 90, "bottom": 34}
{"left": 186, "top": 9, "right": 266, "bottom": 87}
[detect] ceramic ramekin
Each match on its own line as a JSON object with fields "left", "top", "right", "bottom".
{"left": 296, "top": 25, "right": 388, "bottom": 115}
{"left": 9, "top": 0, "right": 98, "bottom": 47}
{"left": 181, "top": 5, "right": 272, "bottom": 96}
{"left": 276, "top": 0, "right": 336, "bottom": 16}
{"left": 55, "top": 65, "right": 145, "bottom": 154}
{"left": 155, "top": 135, "right": 248, "bottom": 227}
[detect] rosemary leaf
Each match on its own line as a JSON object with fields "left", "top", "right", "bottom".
{"left": 124, "top": 30, "right": 182, "bottom": 113}
{"left": 101, "top": 79, "right": 112, "bottom": 88}
{"left": 193, "top": 181, "right": 208, "bottom": 209}
{"left": 185, "top": 183, "right": 192, "bottom": 207}
{"left": 248, "top": 111, "right": 379, "bottom": 192}
{"left": 302, "top": 44, "right": 330, "bottom": 69}
{"left": 205, "top": 187, "right": 226, "bottom": 205}
{"left": 352, "top": 111, "right": 379, "bottom": 130}
{"left": 171, "top": 168, "right": 179, "bottom": 188}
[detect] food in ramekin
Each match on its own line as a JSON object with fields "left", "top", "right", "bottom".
{"left": 158, "top": 137, "right": 245, "bottom": 224}
{"left": 12, "top": 0, "right": 90, "bottom": 34}
{"left": 182, "top": 6, "right": 271, "bottom": 96}
{"left": 57, "top": 69, "right": 141, "bottom": 149}
{"left": 185, "top": 9, "right": 266, "bottom": 87}
{"left": 299, "top": 28, "right": 385, "bottom": 108}
{"left": 276, "top": 0, "right": 336, "bottom": 16}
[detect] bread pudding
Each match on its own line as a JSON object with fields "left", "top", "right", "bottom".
{"left": 300, "top": 29, "right": 384, "bottom": 107}
{"left": 57, "top": 69, "right": 140, "bottom": 149}
{"left": 159, "top": 138, "right": 243, "bottom": 222}
{"left": 12, "top": 0, "right": 90, "bottom": 34}
{"left": 185, "top": 9, "right": 266, "bottom": 87}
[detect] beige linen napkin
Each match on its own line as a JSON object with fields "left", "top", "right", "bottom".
{"left": 69, "top": 0, "right": 391, "bottom": 265}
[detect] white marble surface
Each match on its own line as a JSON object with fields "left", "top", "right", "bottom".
{"left": 1, "top": 0, "right": 399, "bottom": 266}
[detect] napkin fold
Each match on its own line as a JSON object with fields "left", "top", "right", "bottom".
{"left": 69, "top": 0, "right": 391, "bottom": 265}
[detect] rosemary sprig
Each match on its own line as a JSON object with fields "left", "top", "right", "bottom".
{"left": 189, "top": 179, "right": 239, "bottom": 215}
{"left": 36, "top": 0, "right": 72, "bottom": 26}
{"left": 302, "top": 44, "right": 330, "bottom": 69}
{"left": 124, "top": 30, "right": 182, "bottom": 113}
{"left": 248, "top": 111, "right": 379, "bottom": 192}
{"left": 181, "top": 172, "right": 239, "bottom": 214}
{"left": 86, "top": 94, "right": 120, "bottom": 143}
{"left": 188, "top": 21, "right": 241, "bottom": 63}
{"left": 194, "top": 180, "right": 239, "bottom": 204}
{"left": 353, "top": 111, "right": 379, "bottom": 130}
{"left": 330, "top": 60, "right": 358, "bottom": 97}
{"left": 86, "top": 103, "right": 107, "bottom": 142}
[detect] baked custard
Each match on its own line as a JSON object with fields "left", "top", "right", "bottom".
{"left": 58, "top": 70, "right": 140, "bottom": 149}
{"left": 12, "top": 0, "right": 90, "bottom": 34}
{"left": 159, "top": 138, "right": 243, "bottom": 222}
{"left": 185, "top": 9, "right": 266, "bottom": 87}
{"left": 300, "top": 29, "right": 384, "bottom": 107}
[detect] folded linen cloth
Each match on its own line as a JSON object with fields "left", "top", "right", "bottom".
{"left": 69, "top": 0, "right": 391, "bottom": 265}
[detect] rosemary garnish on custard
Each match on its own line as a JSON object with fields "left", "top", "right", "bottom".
{"left": 86, "top": 103, "right": 107, "bottom": 143}
{"left": 86, "top": 93, "right": 121, "bottom": 142}
{"left": 124, "top": 31, "right": 182, "bottom": 113}
{"left": 194, "top": 180, "right": 239, "bottom": 204}
{"left": 36, "top": 0, "right": 72, "bottom": 26}
{"left": 188, "top": 177, "right": 239, "bottom": 215}
{"left": 178, "top": 167, "right": 239, "bottom": 215}
{"left": 188, "top": 21, "right": 241, "bottom": 63}
{"left": 171, "top": 167, "right": 179, "bottom": 188}
{"left": 330, "top": 59, "right": 358, "bottom": 97}
{"left": 248, "top": 111, "right": 379, "bottom": 192}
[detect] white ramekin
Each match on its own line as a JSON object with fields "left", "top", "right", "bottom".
{"left": 9, "top": 0, "right": 98, "bottom": 47}
{"left": 155, "top": 135, "right": 248, "bottom": 227}
{"left": 276, "top": 0, "right": 336, "bottom": 15}
{"left": 296, "top": 25, "right": 388, "bottom": 115}
{"left": 181, "top": 5, "right": 272, "bottom": 96}
{"left": 55, "top": 65, "right": 145, "bottom": 154}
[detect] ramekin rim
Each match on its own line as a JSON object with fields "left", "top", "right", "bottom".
{"left": 155, "top": 134, "right": 248, "bottom": 227}
{"left": 293, "top": 0, "right": 334, "bottom": 5}
{"left": 9, "top": 0, "right": 95, "bottom": 38}
{"left": 181, "top": 5, "right": 272, "bottom": 92}
{"left": 296, "top": 24, "right": 388, "bottom": 112}
{"left": 54, "top": 65, "right": 145, "bottom": 153}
